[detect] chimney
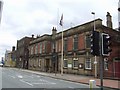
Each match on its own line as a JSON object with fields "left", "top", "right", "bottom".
{"left": 106, "top": 12, "right": 113, "bottom": 28}
{"left": 32, "top": 34, "right": 34, "bottom": 38}
{"left": 52, "top": 27, "right": 57, "bottom": 35}
{"left": 12, "top": 46, "right": 15, "bottom": 51}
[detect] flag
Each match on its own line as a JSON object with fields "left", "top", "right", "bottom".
{"left": 59, "top": 14, "right": 63, "bottom": 26}
{"left": 91, "top": 12, "right": 95, "bottom": 15}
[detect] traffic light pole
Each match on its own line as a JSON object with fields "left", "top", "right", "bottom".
{"left": 100, "top": 33, "right": 103, "bottom": 90}
{"left": 91, "top": 12, "right": 98, "bottom": 78}
{"left": 100, "top": 56, "right": 104, "bottom": 90}
{"left": 94, "top": 56, "right": 97, "bottom": 78}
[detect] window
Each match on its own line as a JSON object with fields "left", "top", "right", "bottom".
{"left": 73, "top": 35, "right": 78, "bottom": 50}
{"left": 58, "top": 40, "right": 61, "bottom": 52}
{"left": 31, "top": 46, "right": 33, "bottom": 55}
{"left": 86, "top": 35, "right": 91, "bottom": 48}
{"left": 43, "top": 41, "right": 46, "bottom": 53}
{"left": 104, "top": 58, "right": 108, "bottom": 70}
{"left": 85, "top": 58, "right": 91, "bottom": 69}
{"left": 73, "top": 58, "right": 78, "bottom": 68}
{"left": 35, "top": 44, "right": 38, "bottom": 54}
{"left": 40, "top": 43, "right": 42, "bottom": 54}
{"left": 64, "top": 59, "right": 68, "bottom": 68}
{"left": 38, "top": 59, "right": 41, "bottom": 67}
{"left": 64, "top": 38, "right": 68, "bottom": 52}
{"left": 52, "top": 41, "right": 55, "bottom": 52}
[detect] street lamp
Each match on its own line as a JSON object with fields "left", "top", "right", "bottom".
{"left": 91, "top": 12, "right": 97, "bottom": 78}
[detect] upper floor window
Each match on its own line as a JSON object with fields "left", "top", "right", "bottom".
{"left": 52, "top": 41, "right": 55, "bottom": 52}
{"left": 73, "top": 35, "right": 78, "bottom": 51}
{"left": 35, "top": 44, "right": 38, "bottom": 54}
{"left": 43, "top": 41, "right": 46, "bottom": 53}
{"left": 86, "top": 35, "right": 91, "bottom": 48}
{"left": 40, "top": 43, "right": 42, "bottom": 54}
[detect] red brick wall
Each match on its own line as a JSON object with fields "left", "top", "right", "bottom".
{"left": 67, "top": 36, "right": 73, "bottom": 51}
{"left": 46, "top": 41, "right": 51, "bottom": 53}
{"left": 78, "top": 34, "right": 85, "bottom": 50}
{"left": 37, "top": 43, "right": 40, "bottom": 54}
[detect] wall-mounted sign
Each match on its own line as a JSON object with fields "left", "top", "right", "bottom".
{"left": 68, "top": 64, "right": 72, "bottom": 68}
{"left": 79, "top": 63, "right": 84, "bottom": 69}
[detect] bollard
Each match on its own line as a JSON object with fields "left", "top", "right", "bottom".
{"left": 89, "top": 80, "right": 96, "bottom": 90}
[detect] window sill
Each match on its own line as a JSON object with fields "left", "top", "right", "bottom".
{"left": 85, "top": 68, "right": 92, "bottom": 70}
{"left": 73, "top": 67, "right": 78, "bottom": 70}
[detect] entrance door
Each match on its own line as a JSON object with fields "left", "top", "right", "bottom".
{"left": 46, "top": 59, "right": 50, "bottom": 72}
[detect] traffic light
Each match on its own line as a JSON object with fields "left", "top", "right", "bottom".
{"left": 90, "top": 31, "right": 100, "bottom": 56}
{"left": 102, "top": 33, "right": 112, "bottom": 56}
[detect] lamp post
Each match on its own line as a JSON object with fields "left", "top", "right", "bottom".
{"left": 91, "top": 12, "right": 97, "bottom": 78}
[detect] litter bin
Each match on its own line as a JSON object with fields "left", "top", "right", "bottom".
{"left": 89, "top": 80, "right": 97, "bottom": 90}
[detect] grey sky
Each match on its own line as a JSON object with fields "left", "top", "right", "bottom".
{"left": 0, "top": 0, "right": 118, "bottom": 58}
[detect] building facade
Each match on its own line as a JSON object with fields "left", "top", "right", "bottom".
{"left": 28, "top": 17, "right": 120, "bottom": 79}
{"left": 4, "top": 49, "right": 16, "bottom": 67}
{"left": 13, "top": 12, "right": 120, "bottom": 79}
{"left": 16, "top": 36, "right": 34, "bottom": 69}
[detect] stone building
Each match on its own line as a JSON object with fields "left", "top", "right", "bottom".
{"left": 4, "top": 47, "right": 16, "bottom": 67}
{"left": 16, "top": 12, "right": 119, "bottom": 79}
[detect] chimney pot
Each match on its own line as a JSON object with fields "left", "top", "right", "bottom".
{"left": 106, "top": 12, "right": 113, "bottom": 28}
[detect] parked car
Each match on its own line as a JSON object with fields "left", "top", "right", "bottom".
{"left": 0, "top": 63, "right": 3, "bottom": 67}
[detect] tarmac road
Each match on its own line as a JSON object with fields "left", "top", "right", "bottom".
{"left": 1, "top": 67, "right": 92, "bottom": 89}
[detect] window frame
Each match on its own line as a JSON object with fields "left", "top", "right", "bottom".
{"left": 73, "top": 35, "right": 78, "bottom": 51}
{"left": 85, "top": 58, "right": 92, "bottom": 70}
{"left": 86, "top": 34, "right": 91, "bottom": 48}
{"left": 73, "top": 58, "right": 78, "bottom": 69}
{"left": 64, "top": 59, "right": 68, "bottom": 68}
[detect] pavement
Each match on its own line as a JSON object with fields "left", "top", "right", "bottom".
{"left": 20, "top": 69, "right": 119, "bottom": 89}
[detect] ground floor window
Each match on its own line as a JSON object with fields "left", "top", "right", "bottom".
{"left": 85, "top": 58, "right": 91, "bottom": 69}
{"left": 38, "top": 59, "right": 41, "bottom": 67}
{"left": 73, "top": 58, "right": 78, "bottom": 68}
{"left": 64, "top": 59, "right": 68, "bottom": 68}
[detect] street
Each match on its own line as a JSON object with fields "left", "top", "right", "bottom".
{"left": 1, "top": 67, "right": 92, "bottom": 89}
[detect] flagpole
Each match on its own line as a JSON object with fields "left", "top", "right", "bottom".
{"left": 59, "top": 14, "right": 63, "bottom": 75}
{"left": 61, "top": 25, "right": 63, "bottom": 75}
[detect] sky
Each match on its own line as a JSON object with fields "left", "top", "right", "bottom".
{"left": 0, "top": 0, "right": 118, "bottom": 59}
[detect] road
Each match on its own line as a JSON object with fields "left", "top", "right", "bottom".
{"left": 1, "top": 67, "right": 93, "bottom": 89}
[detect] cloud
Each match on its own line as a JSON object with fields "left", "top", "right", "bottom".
{"left": 0, "top": 0, "right": 118, "bottom": 58}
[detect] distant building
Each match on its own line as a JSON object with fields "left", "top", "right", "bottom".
{"left": 16, "top": 36, "right": 34, "bottom": 69}
{"left": 4, "top": 47, "right": 16, "bottom": 67}
{"left": 4, "top": 50, "right": 12, "bottom": 67}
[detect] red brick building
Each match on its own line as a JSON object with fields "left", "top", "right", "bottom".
{"left": 27, "top": 17, "right": 119, "bottom": 79}
{"left": 16, "top": 36, "right": 34, "bottom": 69}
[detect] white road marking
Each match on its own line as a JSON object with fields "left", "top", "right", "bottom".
{"left": 68, "top": 86, "right": 74, "bottom": 88}
{"left": 37, "top": 75, "right": 40, "bottom": 77}
{"left": 20, "top": 79, "right": 33, "bottom": 86}
{"left": 17, "top": 75, "right": 23, "bottom": 78}
{"left": 32, "top": 82, "right": 56, "bottom": 85}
